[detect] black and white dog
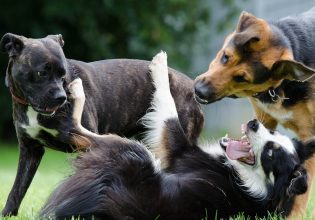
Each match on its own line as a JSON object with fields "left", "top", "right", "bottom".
{"left": 40, "top": 52, "right": 315, "bottom": 220}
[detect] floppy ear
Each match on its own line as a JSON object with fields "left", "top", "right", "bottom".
{"left": 233, "top": 32, "right": 260, "bottom": 50}
{"left": 47, "top": 34, "right": 64, "bottom": 47}
{"left": 234, "top": 11, "right": 264, "bottom": 51}
{"left": 271, "top": 60, "right": 315, "bottom": 81}
{"left": 236, "top": 11, "right": 259, "bottom": 32}
{"left": 287, "top": 165, "right": 308, "bottom": 196}
{"left": 0, "top": 33, "right": 25, "bottom": 57}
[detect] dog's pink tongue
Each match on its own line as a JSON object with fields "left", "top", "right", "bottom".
{"left": 226, "top": 140, "right": 251, "bottom": 160}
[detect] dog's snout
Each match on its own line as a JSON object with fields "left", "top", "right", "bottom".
{"left": 194, "top": 80, "right": 216, "bottom": 103}
{"left": 53, "top": 90, "right": 67, "bottom": 105}
{"left": 247, "top": 119, "right": 259, "bottom": 132}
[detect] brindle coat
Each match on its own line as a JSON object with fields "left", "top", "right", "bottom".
{"left": 0, "top": 33, "right": 204, "bottom": 216}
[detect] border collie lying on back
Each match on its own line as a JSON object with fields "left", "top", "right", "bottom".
{"left": 40, "top": 52, "right": 315, "bottom": 220}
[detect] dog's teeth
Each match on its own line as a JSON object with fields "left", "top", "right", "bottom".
{"left": 224, "top": 134, "right": 229, "bottom": 138}
{"left": 241, "top": 135, "right": 247, "bottom": 140}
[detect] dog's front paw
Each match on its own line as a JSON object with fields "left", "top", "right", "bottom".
{"left": 149, "top": 51, "right": 169, "bottom": 88}
{"left": 68, "top": 78, "right": 85, "bottom": 101}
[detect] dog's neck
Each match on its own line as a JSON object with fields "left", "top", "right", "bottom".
{"left": 252, "top": 79, "right": 310, "bottom": 107}
{"left": 270, "top": 19, "right": 315, "bottom": 68}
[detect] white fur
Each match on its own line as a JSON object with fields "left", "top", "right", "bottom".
{"left": 21, "top": 107, "right": 59, "bottom": 139}
{"left": 142, "top": 51, "right": 178, "bottom": 149}
{"left": 228, "top": 159, "right": 270, "bottom": 199}
{"left": 68, "top": 78, "right": 162, "bottom": 172}
{"left": 68, "top": 78, "right": 98, "bottom": 140}
{"left": 228, "top": 121, "right": 296, "bottom": 199}
{"left": 200, "top": 141, "right": 225, "bottom": 157}
{"left": 247, "top": 121, "right": 295, "bottom": 155}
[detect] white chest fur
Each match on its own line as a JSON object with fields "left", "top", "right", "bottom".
{"left": 21, "top": 107, "right": 59, "bottom": 139}
{"left": 255, "top": 100, "right": 293, "bottom": 123}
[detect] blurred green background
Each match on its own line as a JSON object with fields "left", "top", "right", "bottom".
{"left": 0, "top": 0, "right": 240, "bottom": 142}
{"left": 2, "top": 0, "right": 315, "bottom": 219}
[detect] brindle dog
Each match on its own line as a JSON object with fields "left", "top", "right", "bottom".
{"left": 0, "top": 33, "right": 204, "bottom": 216}
{"left": 194, "top": 8, "right": 315, "bottom": 218}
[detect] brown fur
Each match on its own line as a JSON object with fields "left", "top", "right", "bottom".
{"left": 195, "top": 11, "right": 315, "bottom": 218}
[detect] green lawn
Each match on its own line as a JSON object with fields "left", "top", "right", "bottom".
{"left": 0, "top": 143, "right": 315, "bottom": 220}
{"left": 0, "top": 143, "right": 72, "bottom": 220}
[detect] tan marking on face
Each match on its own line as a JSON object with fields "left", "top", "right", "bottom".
{"left": 195, "top": 13, "right": 294, "bottom": 101}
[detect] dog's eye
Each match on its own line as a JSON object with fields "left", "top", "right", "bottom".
{"left": 37, "top": 71, "right": 48, "bottom": 77}
{"left": 233, "top": 75, "right": 248, "bottom": 83}
{"left": 269, "top": 130, "right": 275, "bottom": 135}
{"left": 221, "top": 53, "right": 229, "bottom": 64}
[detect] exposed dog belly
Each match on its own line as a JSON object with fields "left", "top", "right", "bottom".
{"left": 20, "top": 107, "right": 59, "bottom": 140}
{"left": 255, "top": 100, "right": 293, "bottom": 123}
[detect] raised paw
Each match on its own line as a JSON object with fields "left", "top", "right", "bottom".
{"left": 68, "top": 78, "right": 85, "bottom": 101}
{"left": 149, "top": 51, "right": 169, "bottom": 88}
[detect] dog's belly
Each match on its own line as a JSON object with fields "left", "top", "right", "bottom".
{"left": 20, "top": 107, "right": 59, "bottom": 141}
{"left": 255, "top": 101, "right": 293, "bottom": 123}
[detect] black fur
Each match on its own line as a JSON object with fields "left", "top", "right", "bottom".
{"left": 40, "top": 118, "right": 315, "bottom": 220}
{"left": 252, "top": 7, "right": 315, "bottom": 105}
{"left": 253, "top": 80, "right": 311, "bottom": 107}
{"left": 0, "top": 34, "right": 204, "bottom": 216}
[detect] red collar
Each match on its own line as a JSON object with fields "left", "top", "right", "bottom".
{"left": 10, "top": 88, "right": 29, "bottom": 106}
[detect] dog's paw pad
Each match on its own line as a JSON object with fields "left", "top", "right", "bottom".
{"left": 68, "top": 78, "right": 85, "bottom": 100}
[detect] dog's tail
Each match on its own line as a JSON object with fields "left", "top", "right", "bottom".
{"left": 142, "top": 51, "right": 192, "bottom": 168}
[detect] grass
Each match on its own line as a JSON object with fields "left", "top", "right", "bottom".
{"left": 0, "top": 143, "right": 72, "bottom": 220}
{"left": 0, "top": 143, "right": 315, "bottom": 219}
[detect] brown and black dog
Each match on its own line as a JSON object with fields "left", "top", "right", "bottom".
{"left": 194, "top": 8, "right": 315, "bottom": 218}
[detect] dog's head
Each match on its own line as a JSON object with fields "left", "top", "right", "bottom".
{"left": 220, "top": 119, "right": 315, "bottom": 200}
{"left": 194, "top": 12, "right": 315, "bottom": 104}
{"left": 1, "top": 33, "right": 68, "bottom": 116}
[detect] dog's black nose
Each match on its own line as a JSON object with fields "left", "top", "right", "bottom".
{"left": 53, "top": 91, "right": 67, "bottom": 105}
{"left": 194, "top": 80, "right": 215, "bottom": 103}
{"left": 247, "top": 119, "right": 259, "bottom": 132}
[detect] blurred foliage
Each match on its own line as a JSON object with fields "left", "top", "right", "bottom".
{"left": 0, "top": 0, "right": 239, "bottom": 141}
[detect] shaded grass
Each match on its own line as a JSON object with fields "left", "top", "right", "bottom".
{"left": 0, "top": 143, "right": 315, "bottom": 219}
{"left": 0, "top": 143, "right": 72, "bottom": 220}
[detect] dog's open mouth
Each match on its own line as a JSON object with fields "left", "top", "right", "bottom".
{"left": 32, "top": 105, "right": 61, "bottom": 116}
{"left": 220, "top": 124, "right": 255, "bottom": 165}
{"left": 194, "top": 94, "right": 209, "bottom": 104}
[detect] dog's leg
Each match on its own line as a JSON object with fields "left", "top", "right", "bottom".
{"left": 1, "top": 143, "right": 44, "bottom": 216}
{"left": 142, "top": 51, "right": 191, "bottom": 168}
{"left": 68, "top": 78, "right": 99, "bottom": 139}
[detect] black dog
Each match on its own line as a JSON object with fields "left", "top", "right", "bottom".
{"left": 41, "top": 52, "right": 315, "bottom": 220}
{"left": 0, "top": 34, "right": 204, "bottom": 216}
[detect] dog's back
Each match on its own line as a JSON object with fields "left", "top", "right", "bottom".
{"left": 272, "top": 7, "right": 315, "bottom": 67}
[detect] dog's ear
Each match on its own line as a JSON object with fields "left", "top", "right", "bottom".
{"left": 287, "top": 165, "right": 308, "bottom": 196}
{"left": 233, "top": 32, "right": 260, "bottom": 51}
{"left": 236, "top": 11, "right": 259, "bottom": 32}
{"left": 47, "top": 34, "right": 64, "bottom": 47}
{"left": 271, "top": 60, "right": 315, "bottom": 81}
{"left": 234, "top": 11, "right": 267, "bottom": 51}
{"left": 0, "top": 33, "right": 25, "bottom": 57}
